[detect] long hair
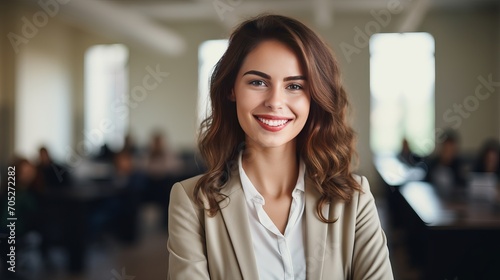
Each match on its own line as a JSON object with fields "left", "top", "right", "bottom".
{"left": 195, "top": 14, "right": 361, "bottom": 222}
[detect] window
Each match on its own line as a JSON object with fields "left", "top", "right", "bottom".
{"left": 198, "top": 40, "right": 228, "bottom": 125}
{"left": 370, "top": 33, "right": 435, "bottom": 156}
{"left": 84, "top": 44, "right": 129, "bottom": 153}
{"left": 15, "top": 43, "right": 72, "bottom": 160}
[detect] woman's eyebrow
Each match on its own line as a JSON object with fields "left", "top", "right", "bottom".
{"left": 243, "top": 70, "right": 306, "bottom": 81}
{"left": 284, "top": 75, "right": 306, "bottom": 81}
{"left": 243, "top": 70, "right": 270, "bottom": 79}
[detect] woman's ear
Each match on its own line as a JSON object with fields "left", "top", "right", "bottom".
{"left": 229, "top": 89, "right": 236, "bottom": 102}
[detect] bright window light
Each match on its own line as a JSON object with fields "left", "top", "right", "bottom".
{"left": 198, "top": 39, "right": 229, "bottom": 125}
{"left": 84, "top": 44, "right": 129, "bottom": 154}
{"left": 370, "top": 33, "right": 435, "bottom": 156}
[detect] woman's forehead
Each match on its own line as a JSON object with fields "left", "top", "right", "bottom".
{"left": 238, "top": 40, "right": 305, "bottom": 77}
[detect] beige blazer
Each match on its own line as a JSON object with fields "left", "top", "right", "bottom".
{"left": 167, "top": 170, "right": 393, "bottom": 280}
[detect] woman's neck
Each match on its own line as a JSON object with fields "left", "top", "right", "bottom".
{"left": 242, "top": 142, "right": 299, "bottom": 199}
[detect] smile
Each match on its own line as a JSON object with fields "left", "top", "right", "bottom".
{"left": 255, "top": 116, "right": 292, "bottom": 132}
{"left": 258, "top": 118, "right": 289, "bottom": 127}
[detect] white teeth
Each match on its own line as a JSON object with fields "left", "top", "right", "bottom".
{"left": 258, "top": 118, "right": 289, "bottom": 127}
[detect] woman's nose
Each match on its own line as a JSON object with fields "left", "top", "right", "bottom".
{"left": 264, "top": 85, "right": 284, "bottom": 109}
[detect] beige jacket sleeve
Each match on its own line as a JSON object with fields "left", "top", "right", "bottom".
{"left": 167, "top": 182, "right": 210, "bottom": 280}
{"left": 351, "top": 176, "right": 393, "bottom": 279}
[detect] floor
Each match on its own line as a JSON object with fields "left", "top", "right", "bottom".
{"left": 7, "top": 198, "right": 421, "bottom": 280}
{"left": 4, "top": 205, "right": 168, "bottom": 280}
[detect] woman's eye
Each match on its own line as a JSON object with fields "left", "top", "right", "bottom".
{"left": 249, "top": 80, "right": 266, "bottom": 87}
{"left": 287, "top": 84, "right": 303, "bottom": 90}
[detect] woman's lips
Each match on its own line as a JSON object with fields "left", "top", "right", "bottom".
{"left": 254, "top": 115, "right": 292, "bottom": 132}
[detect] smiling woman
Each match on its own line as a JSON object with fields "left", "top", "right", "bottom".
{"left": 232, "top": 40, "right": 310, "bottom": 150}
{"left": 167, "top": 14, "right": 393, "bottom": 280}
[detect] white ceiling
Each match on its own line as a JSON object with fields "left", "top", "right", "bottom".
{"left": 25, "top": 0, "right": 500, "bottom": 55}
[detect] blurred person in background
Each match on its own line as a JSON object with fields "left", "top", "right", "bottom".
{"left": 35, "top": 146, "right": 81, "bottom": 274}
{"left": 1, "top": 157, "right": 39, "bottom": 237}
{"left": 120, "top": 133, "right": 140, "bottom": 157}
{"left": 94, "top": 143, "right": 116, "bottom": 163}
{"left": 425, "top": 130, "right": 466, "bottom": 192}
{"left": 473, "top": 139, "right": 500, "bottom": 176}
{"left": 144, "top": 131, "right": 183, "bottom": 229}
{"left": 145, "top": 132, "right": 183, "bottom": 180}
{"left": 398, "top": 138, "right": 423, "bottom": 167}
{"left": 0, "top": 157, "right": 40, "bottom": 277}
{"left": 36, "top": 146, "right": 71, "bottom": 190}
{"left": 110, "top": 151, "right": 144, "bottom": 244}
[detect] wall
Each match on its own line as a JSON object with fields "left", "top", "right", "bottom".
{"left": 0, "top": 2, "right": 19, "bottom": 168}
{"left": 422, "top": 7, "right": 499, "bottom": 152}
{"left": 321, "top": 13, "right": 381, "bottom": 180}
{"left": 2, "top": 2, "right": 113, "bottom": 163}
{"left": 128, "top": 21, "right": 227, "bottom": 150}
{"left": 15, "top": 18, "right": 73, "bottom": 161}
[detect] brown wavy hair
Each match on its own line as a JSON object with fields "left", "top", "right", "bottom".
{"left": 195, "top": 14, "right": 361, "bottom": 222}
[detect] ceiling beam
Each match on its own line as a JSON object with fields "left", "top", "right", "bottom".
{"left": 128, "top": 0, "right": 393, "bottom": 21}
{"left": 126, "top": 0, "right": 498, "bottom": 24}
{"left": 396, "top": 0, "right": 431, "bottom": 32}
{"left": 56, "top": 0, "right": 186, "bottom": 56}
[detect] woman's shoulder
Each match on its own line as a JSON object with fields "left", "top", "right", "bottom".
{"left": 329, "top": 174, "right": 378, "bottom": 221}
{"left": 351, "top": 173, "right": 370, "bottom": 193}
{"left": 171, "top": 174, "right": 204, "bottom": 202}
{"left": 346, "top": 174, "right": 376, "bottom": 207}
{"left": 176, "top": 174, "right": 204, "bottom": 189}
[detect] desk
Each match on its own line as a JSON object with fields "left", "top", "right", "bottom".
{"left": 40, "top": 182, "right": 130, "bottom": 273}
{"left": 397, "top": 181, "right": 500, "bottom": 279}
{"left": 374, "top": 155, "right": 426, "bottom": 187}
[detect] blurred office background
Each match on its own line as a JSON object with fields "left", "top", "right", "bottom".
{"left": 0, "top": 0, "right": 499, "bottom": 279}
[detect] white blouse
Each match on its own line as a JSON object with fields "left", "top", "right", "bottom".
{"left": 238, "top": 153, "right": 306, "bottom": 280}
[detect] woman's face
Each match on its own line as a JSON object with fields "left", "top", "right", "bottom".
{"left": 232, "top": 40, "right": 310, "bottom": 150}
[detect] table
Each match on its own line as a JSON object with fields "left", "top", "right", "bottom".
{"left": 40, "top": 182, "right": 129, "bottom": 273}
{"left": 397, "top": 181, "right": 500, "bottom": 279}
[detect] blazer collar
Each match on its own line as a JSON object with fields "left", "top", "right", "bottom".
{"left": 304, "top": 175, "right": 330, "bottom": 279}
{"left": 218, "top": 169, "right": 329, "bottom": 280}
{"left": 219, "top": 168, "right": 260, "bottom": 279}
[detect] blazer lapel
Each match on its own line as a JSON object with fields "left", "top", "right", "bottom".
{"left": 219, "top": 170, "right": 259, "bottom": 280}
{"left": 304, "top": 176, "right": 330, "bottom": 280}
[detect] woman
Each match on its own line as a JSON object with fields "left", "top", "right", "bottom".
{"left": 168, "top": 15, "right": 393, "bottom": 279}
